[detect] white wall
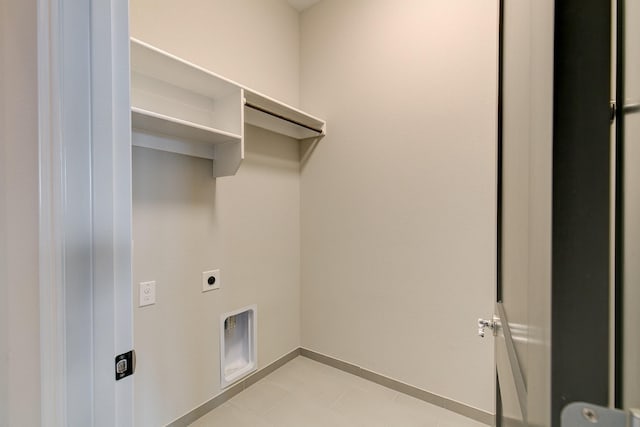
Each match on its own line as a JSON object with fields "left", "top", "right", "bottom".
{"left": 129, "top": 1, "right": 302, "bottom": 425}
{"left": 0, "top": 0, "right": 41, "bottom": 425}
{"left": 0, "top": 2, "right": 7, "bottom": 420}
{"left": 130, "top": 0, "right": 300, "bottom": 107}
{"left": 299, "top": 0, "right": 498, "bottom": 413}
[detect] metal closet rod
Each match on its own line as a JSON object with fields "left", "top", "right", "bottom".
{"left": 623, "top": 102, "right": 640, "bottom": 114}
{"left": 245, "top": 102, "right": 324, "bottom": 134}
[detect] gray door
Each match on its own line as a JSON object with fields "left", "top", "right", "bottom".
{"left": 552, "top": 1, "right": 640, "bottom": 423}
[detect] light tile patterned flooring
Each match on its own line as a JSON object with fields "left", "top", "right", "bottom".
{"left": 190, "top": 356, "right": 488, "bottom": 427}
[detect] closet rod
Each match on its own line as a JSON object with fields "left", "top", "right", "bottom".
{"left": 623, "top": 102, "right": 640, "bottom": 114}
{"left": 245, "top": 102, "right": 324, "bottom": 135}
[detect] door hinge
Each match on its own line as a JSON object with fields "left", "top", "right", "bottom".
{"left": 562, "top": 402, "right": 640, "bottom": 426}
{"left": 610, "top": 100, "right": 616, "bottom": 123}
{"left": 115, "top": 350, "right": 135, "bottom": 380}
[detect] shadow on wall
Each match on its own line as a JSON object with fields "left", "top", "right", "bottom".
{"left": 244, "top": 124, "right": 304, "bottom": 171}
{"left": 132, "top": 146, "right": 218, "bottom": 206}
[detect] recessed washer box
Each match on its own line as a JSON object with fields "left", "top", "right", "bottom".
{"left": 220, "top": 305, "right": 257, "bottom": 388}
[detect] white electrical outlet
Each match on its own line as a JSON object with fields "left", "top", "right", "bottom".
{"left": 139, "top": 281, "right": 156, "bottom": 307}
{"left": 202, "top": 269, "right": 221, "bottom": 292}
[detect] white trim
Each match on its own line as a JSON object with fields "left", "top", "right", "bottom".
{"left": 90, "top": 0, "right": 134, "bottom": 425}
{"left": 37, "top": 0, "right": 66, "bottom": 424}
{"left": 37, "top": 0, "right": 133, "bottom": 425}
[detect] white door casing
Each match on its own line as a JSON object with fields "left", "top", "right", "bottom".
{"left": 37, "top": 0, "right": 133, "bottom": 425}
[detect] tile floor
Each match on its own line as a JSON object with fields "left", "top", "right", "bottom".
{"left": 190, "top": 356, "right": 489, "bottom": 427}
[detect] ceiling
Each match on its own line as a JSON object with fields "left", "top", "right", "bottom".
{"left": 287, "top": 0, "right": 321, "bottom": 12}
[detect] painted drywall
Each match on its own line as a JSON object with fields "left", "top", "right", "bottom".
{"left": 130, "top": 1, "right": 302, "bottom": 424}
{"left": 0, "top": 1, "right": 7, "bottom": 420}
{"left": 132, "top": 129, "right": 301, "bottom": 425}
{"left": 130, "top": 0, "right": 300, "bottom": 107}
{"left": 0, "top": 0, "right": 41, "bottom": 425}
{"left": 299, "top": 0, "right": 498, "bottom": 412}
{"left": 287, "top": 0, "right": 322, "bottom": 12}
{"left": 0, "top": 1, "right": 6, "bottom": 420}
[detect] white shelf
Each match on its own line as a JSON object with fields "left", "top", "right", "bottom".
{"left": 130, "top": 38, "right": 244, "bottom": 177}
{"left": 130, "top": 39, "right": 241, "bottom": 107}
{"left": 130, "top": 38, "right": 326, "bottom": 177}
{"left": 132, "top": 108, "right": 241, "bottom": 145}
{"left": 244, "top": 89, "right": 326, "bottom": 140}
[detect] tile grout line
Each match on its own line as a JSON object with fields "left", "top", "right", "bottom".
{"left": 327, "top": 387, "right": 349, "bottom": 411}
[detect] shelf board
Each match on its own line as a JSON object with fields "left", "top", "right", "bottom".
{"left": 131, "top": 107, "right": 241, "bottom": 145}
{"left": 129, "top": 38, "right": 326, "bottom": 177}
{"left": 244, "top": 89, "right": 326, "bottom": 140}
{"left": 131, "top": 107, "right": 244, "bottom": 177}
{"left": 131, "top": 38, "right": 240, "bottom": 101}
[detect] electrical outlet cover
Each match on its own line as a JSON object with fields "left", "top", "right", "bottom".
{"left": 139, "top": 281, "right": 156, "bottom": 307}
{"left": 202, "top": 269, "right": 221, "bottom": 292}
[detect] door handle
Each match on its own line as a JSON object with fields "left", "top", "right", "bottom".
{"left": 478, "top": 318, "right": 497, "bottom": 338}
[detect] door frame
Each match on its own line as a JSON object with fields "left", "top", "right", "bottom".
{"left": 37, "top": 0, "right": 133, "bottom": 424}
